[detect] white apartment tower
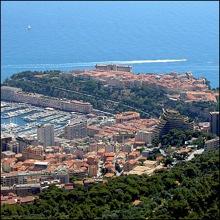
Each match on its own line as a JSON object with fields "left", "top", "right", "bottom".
{"left": 37, "top": 124, "right": 55, "bottom": 147}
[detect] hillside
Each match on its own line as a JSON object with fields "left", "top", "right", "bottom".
{"left": 1, "top": 149, "right": 219, "bottom": 219}
{"left": 2, "top": 71, "right": 218, "bottom": 121}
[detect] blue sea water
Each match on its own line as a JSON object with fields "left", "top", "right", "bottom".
{"left": 1, "top": 1, "right": 219, "bottom": 87}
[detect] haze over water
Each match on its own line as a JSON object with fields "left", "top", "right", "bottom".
{"left": 1, "top": 1, "right": 219, "bottom": 87}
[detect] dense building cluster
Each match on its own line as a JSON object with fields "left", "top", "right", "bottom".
{"left": 1, "top": 69, "right": 219, "bottom": 206}
{"left": 1, "top": 99, "right": 219, "bottom": 205}
{"left": 75, "top": 69, "right": 218, "bottom": 102}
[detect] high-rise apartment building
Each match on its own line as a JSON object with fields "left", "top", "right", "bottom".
{"left": 37, "top": 124, "right": 55, "bottom": 147}
{"left": 64, "top": 121, "right": 87, "bottom": 140}
{"left": 210, "top": 112, "right": 219, "bottom": 136}
{"left": 154, "top": 109, "right": 194, "bottom": 138}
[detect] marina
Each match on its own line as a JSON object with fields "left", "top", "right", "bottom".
{"left": 1, "top": 101, "right": 82, "bottom": 138}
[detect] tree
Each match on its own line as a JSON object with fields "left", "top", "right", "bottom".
{"left": 152, "top": 138, "right": 160, "bottom": 147}
{"left": 192, "top": 136, "right": 205, "bottom": 149}
{"left": 164, "top": 157, "right": 174, "bottom": 167}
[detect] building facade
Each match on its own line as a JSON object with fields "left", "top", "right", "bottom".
{"left": 16, "top": 136, "right": 38, "bottom": 153}
{"left": 154, "top": 109, "right": 194, "bottom": 138}
{"left": 1, "top": 135, "right": 13, "bottom": 152}
{"left": 64, "top": 121, "right": 87, "bottom": 140}
{"left": 37, "top": 124, "right": 55, "bottom": 147}
{"left": 95, "top": 64, "right": 132, "bottom": 72}
{"left": 115, "top": 111, "right": 140, "bottom": 123}
{"left": 1, "top": 86, "right": 93, "bottom": 114}
{"left": 88, "top": 165, "right": 98, "bottom": 177}
{"left": 22, "top": 146, "right": 44, "bottom": 161}
{"left": 135, "top": 130, "right": 153, "bottom": 145}
{"left": 210, "top": 112, "right": 219, "bottom": 136}
{"left": 1, "top": 171, "right": 42, "bottom": 187}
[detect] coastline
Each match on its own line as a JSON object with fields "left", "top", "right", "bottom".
{"left": 1, "top": 66, "right": 219, "bottom": 89}
{"left": 1, "top": 69, "right": 218, "bottom": 124}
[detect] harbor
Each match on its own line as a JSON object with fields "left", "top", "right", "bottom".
{"left": 1, "top": 101, "right": 83, "bottom": 138}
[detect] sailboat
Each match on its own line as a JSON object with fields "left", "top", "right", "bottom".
{"left": 27, "top": 25, "right": 32, "bottom": 30}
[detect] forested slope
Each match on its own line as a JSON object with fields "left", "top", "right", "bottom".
{"left": 1, "top": 149, "right": 219, "bottom": 219}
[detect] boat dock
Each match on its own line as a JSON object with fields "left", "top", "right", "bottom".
{"left": 1, "top": 101, "right": 83, "bottom": 138}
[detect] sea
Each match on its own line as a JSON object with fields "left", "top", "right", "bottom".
{"left": 1, "top": 1, "right": 219, "bottom": 88}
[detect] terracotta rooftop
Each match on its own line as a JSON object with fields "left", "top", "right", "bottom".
{"left": 77, "top": 70, "right": 210, "bottom": 95}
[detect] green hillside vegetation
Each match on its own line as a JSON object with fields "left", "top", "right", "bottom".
{"left": 1, "top": 149, "right": 219, "bottom": 219}
{"left": 159, "top": 129, "right": 215, "bottom": 148}
{"left": 2, "top": 71, "right": 217, "bottom": 121}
